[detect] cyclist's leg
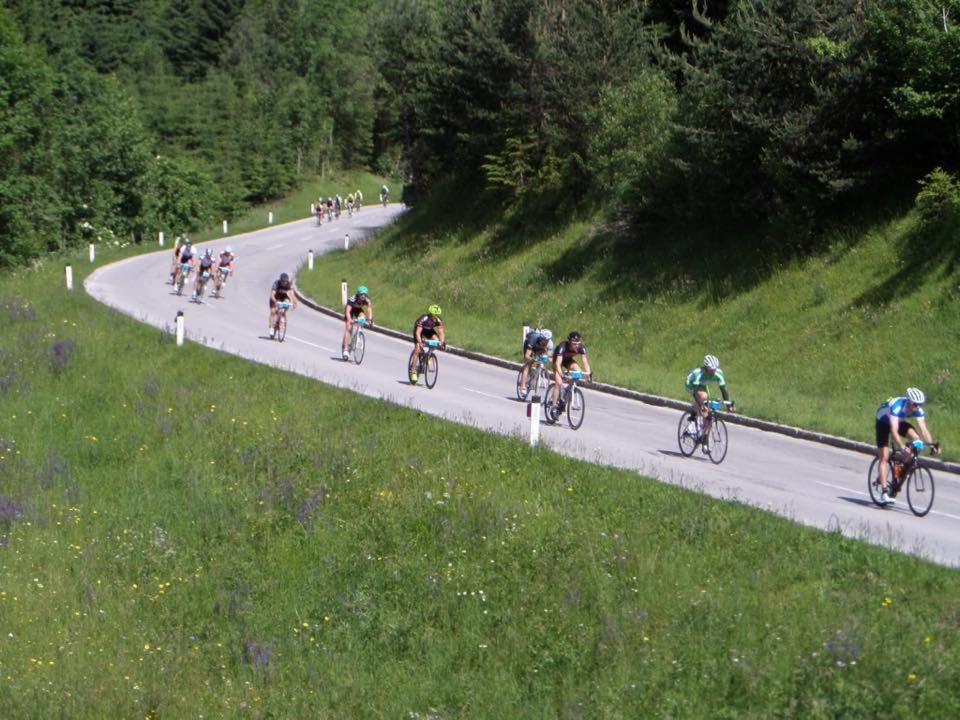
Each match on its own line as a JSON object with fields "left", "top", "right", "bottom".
{"left": 342, "top": 316, "right": 354, "bottom": 353}
{"left": 520, "top": 347, "right": 534, "bottom": 385}
{"left": 875, "top": 416, "right": 892, "bottom": 491}
{"left": 268, "top": 300, "right": 276, "bottom": 335}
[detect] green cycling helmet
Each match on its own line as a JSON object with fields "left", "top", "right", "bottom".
{"left": 428, "top": 304, "right": 442, "bottom": 317}
{"left": 356, "top": 285, "right": 369, "bottom": 295}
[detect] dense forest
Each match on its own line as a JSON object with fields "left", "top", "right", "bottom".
{"left": 2, "top": 0, "right": 959, "bottom": 265}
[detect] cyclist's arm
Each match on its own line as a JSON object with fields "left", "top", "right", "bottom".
{"left": 719, "top": 385, "right": 730, "bottom": 402}
{"left": 916, "top": 417, "right": 937, "bottom": 447}
{"left": 436, "top": 325, "right": 446, "bottom": 344}
{"left": 889, "top": 416, "right": 907, "bottom": 449}
{"left": 580, "top": 353, "right": 592, "bottom": 375}
{"left": 414, "top": 324, "right": 423, "bottom": 345}
{"left": 366, "top": 302, "right": 373, "bottom": 322}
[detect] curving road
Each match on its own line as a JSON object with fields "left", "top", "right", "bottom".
{"left": 85, "top": 207, "right": 960, "bottom": 567}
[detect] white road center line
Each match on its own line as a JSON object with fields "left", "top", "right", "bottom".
{"left": 287, "top": 335, "right": 335, "bottom": 352}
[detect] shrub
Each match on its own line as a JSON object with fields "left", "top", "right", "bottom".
{"left": 915, "top": 168, "right": 960, "bottom": 225}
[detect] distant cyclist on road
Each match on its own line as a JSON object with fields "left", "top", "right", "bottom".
{"left": 268, "top": 273, "right": 297, "bottom": 338}
{"left": 685, "top": 355, "right": 735, "bottom": 423}
{"left": 874, "top": 388, "right": 941, "bottom": 505}
{"left": 519, "top": 327, "right": 554, "bottom": 391}
{"left": 409, "top": 305, "right": 445, "bottom": 383}
{"left": 215, "top": 247, "right": 236, "bottom": 294}
{"left": 380, "top": 184, "right": 389, "bottom": 205}
{"left": 354, "top": 189, "right": 363, "bottom": 210}
{"left": 171, "top": 238, "right": 195, "bottom": 289}
{"left": 551, "top": 331, "right": 592, "bottom": 406}
{"left": 342, "top": 285, "right": 374, "bottom": 360}
{"left": 192, "top": 248, "right": 216, "bottom": 299}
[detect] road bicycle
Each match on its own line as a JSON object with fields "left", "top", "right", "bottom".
{"left": 408, "top": 340, "right": 442, "bottom": 388}
{"left": 380, "top": 191, "right": 389, "bottom": 206}
{"left": 192, "top": 270, "right": 213, "bottom": 303}
{"left": 516, "top": 354, "right": 550, "bottom": 401}
{"left": 868, "top": 442, "right": 939, "bottom": 516}
{"left": 677, "top": 400, "right": 733, "bottom": 464}
{"left": 273, "top": 301, "right": 291, "bottom": 342}
{"left": 316, "top": 206, "right": 325, "bottom": 225}
{"left": 174, "top": 263, "right": 193, "bottom": 296}
{"left": 544, "top": 370, "right": 589, "bottom": 430}
{"left": 346, "top": 317, "right": 368, "bottom": 365}
{"left": 212, "top": 267, "right": 230, "bottom": 299}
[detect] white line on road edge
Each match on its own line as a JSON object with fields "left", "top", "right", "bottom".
{"left": 287, "top": 335, "right": 335, "bottom": 353}
{"left": 815, "top": 480, "right": 960, "bottom": 521}
{"left": 463, "top": 387, "right": 507, "bottom": 401}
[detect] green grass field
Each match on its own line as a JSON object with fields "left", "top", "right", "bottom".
{"left": 0, "top": 191, "right": 957, "bottom": 716}
{"left": 299, "top": 188, "right": 960, "bottom": 458}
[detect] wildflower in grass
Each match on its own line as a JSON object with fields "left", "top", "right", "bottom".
{"left": 882, "top": 596, "right": 893, "bottom": 607}
{"left": 50, "top": 340, "right": 76, "bottom": 372}
{"left": 245, "top": 640, "right": 273, "bottom": 670}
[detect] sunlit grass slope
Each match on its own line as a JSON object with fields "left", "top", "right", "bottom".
{"left": 301, "top": 189, "right": 960, "bottom": 456}
{"left": 0, "top": 237, "right": 956, "bottom": 716}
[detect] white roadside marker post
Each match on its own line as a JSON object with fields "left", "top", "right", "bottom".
{"left": 344, "top": 233, "right": 350, "bottom": 250}
{"left": 341, "top": 279, "right": 348, "bottom": 306}
{"left": 308, "top": 250, "right": 314, "bottom": 271}
{"left": 65, "top": 264, "right": 73, "bottom": 290}
{"left": 222, "top": 220, "right": 228, "bottom": 234}
{"left": 528, "top": 394, "right": 541, "bottom": 446}
{"left": 158, "top": 231, "right": 164, "bottom": 247}
{"left": 310, "top": 203, "right": 315, "bottom": 215}
{"left": 176, "top": 311, "right": 185, "bottom": 347}
{"left": 268, "top": 211, "right": 273, "bottom": 225}
{"left": 89, "top": 243, "right": 95, "bottom": 263}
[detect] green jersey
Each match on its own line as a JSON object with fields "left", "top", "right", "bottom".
{"left": 685, "top": 367, "right": 726, "bottom": 393}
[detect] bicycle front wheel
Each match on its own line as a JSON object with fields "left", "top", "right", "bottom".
{"left": 516, "top": 368, "right": 531, "bottom": 401}
{"left": 425, "top": 352, "right": 439, "bottom": 389}
{"left": 867, "top": 457, "right": 894, "bottom": 507}
{"left": 276, "top": 317, "right": 286, "bottom": 342}
{"left": 543, "top": 382, "right": 559, "bottom": 424}
{"left": 706, "top": 417, "right": 729, "bottom": 464}
{"left": 906, "top": 466, "right": 935, "bottom": 517}
{"left": 176, "top": 275, "right": 185, "bottom": 296}
{"left": 567, "top": 387, "right": 585, "bottom": 430}
{"left": 353, "top": 331, "right": 365, "bottom": 365}
{"left": 677, "top": 412, "right": 697, "bottom": 457}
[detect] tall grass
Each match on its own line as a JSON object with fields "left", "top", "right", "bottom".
{"left": 299, "top": 195, "right": 960, "bottom": 457}
{"left": 0, "top": 222, "right": 957, "bottom": 716}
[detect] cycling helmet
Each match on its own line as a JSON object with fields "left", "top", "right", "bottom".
{"left": 356, "top": 285, "right": 369, "bottom": 295}
{"left": 183, "top": 239, "right": 192, "bottom": 246}
{"left": 203, "top": 248, "right": 213, "bottom": 258}
{"left": 540, "top": 329, "right": 553, "bottom": 340}
{"left": 280, "top": 273, "right": 290, "bottom": 282}
{"left": 906, "top": 387, "right": 926, "bottom": 404}
{"left": 703, "top": 354, "right": 720, "bottom": 370}
{"left": 428, "top": 304, "right": 442, "bottom": 316}
{"left": 225, "top": 246, "right": 232, "bottom": 253}
{"left": 568, "top": 331, "right": 582, "bottom": 341}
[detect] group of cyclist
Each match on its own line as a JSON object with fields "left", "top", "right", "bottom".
{"left": 315, "top": 186, "right": 391, "bottom": 224}
{"left": 166, "top": 235, "right": 943, "bottom": 508}
{"left": 168, "top": 234, "right": 236, "bottom": 300}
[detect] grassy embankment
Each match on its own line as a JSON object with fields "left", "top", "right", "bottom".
{"left": 300, "top": 185, "right": 960, "bottom": 456}
{"left": 0, "top": 191, "right": 958, "bottom": 717}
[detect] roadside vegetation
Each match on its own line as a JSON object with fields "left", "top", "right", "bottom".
{"left": 0, "top": 228, "right": 957, "bottom": 718}
{"left": 300, "top": 181, "right": 960, "bottom": 458}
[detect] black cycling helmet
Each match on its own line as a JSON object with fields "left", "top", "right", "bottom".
{"left": 568, "top": 330, "right": 582, "bottom": 341}
{"left": 280, "top": 273, "right": 289, "bottom": 282}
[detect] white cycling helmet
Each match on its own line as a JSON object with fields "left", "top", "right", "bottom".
{"left": 906, "top": 387, "right": 926, "bottom": 404}
{"left": 703, "top": 354, "right": 720, "bottom": 370}
{"left": 540, "top": 329, "right": 553, "bottom": 340}
{"left": 225, "top": 246, "right": 232, "bottom": 253}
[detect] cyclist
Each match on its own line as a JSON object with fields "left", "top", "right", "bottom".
{"left": 685, "top": 354, "right": 735, "bottom": 425}
{"left": 342, "top": 285, "right": 374, "bottom": 360}
{"left": 192, "top": 249, "right": 217, "bottom": 299}
{"left": 214, "top": 246, "right": 236, "bottom": 294}
{"left": 354, "top": 189, "right": 363, "bottom": 210}
{"left": 168, "top": 233, "right": 189, "bottom": 283}
{"left": 268, "top": 273, "right": 297, "bottom": 338}
{"left": 551, "top": 331, "right": 592, "bottom": 406}
{"left": 519, "top": 327, "right": 554, "bottom": 391}
{"left": 171, "top": 238, "right": 195, "bottom": 289}
{"left": 874, "top": 388, "right": 941, "bottom": 505}
{"left": 335, "top": 195, "right": 343, "bottom": 218}
{"left": 326, "top": 197, "right": 334, "bottom": 221}
{"left": 347, "top": 192, "right": 356, "bottom": 215}
{"left": 410, "top": 304, "right": 445, "bottom": 383}
{"left": 380, "top": 184, "right": 389, "bottom": 205}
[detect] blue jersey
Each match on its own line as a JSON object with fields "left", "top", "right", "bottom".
{"left": 876, "top": 397, "right": 925, "bottom": 421}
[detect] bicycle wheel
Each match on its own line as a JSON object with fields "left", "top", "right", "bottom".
{"left": 677, "top": 412, "right": 698, "bottom": 457}
{"left": 175, "top": 274, "right": 185, "bottom": 296}
{"left": 543, "top": 382, "right": 560, "bottom": 424}
{"left": 353, "top": 331, "right": 365, "bottom": 365}
{"left": 906, "top": 466, "right": 935, "bottom": 517}
{"left": 567, "top": 386, "right": 586, "bottom": 430}
{"left": 276, "top": 316, "right": 286, "bottom": 342}
{"left": 867, "top": 457, "right": 894, "bottom": 507}
{"left": 407, "top": 350, "right": 419, "bottom": 384}
{"left": 425, "top": 352, "right": 439, "bottom": 389}
{"left": 516, "top": 368, "right": 531, "bottom": 401}
{"left": 706, "top": 417, "right": 729, "bottom": 464}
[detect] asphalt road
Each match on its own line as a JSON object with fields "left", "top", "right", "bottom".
{"left": 85, "top": 206, "right": 960, "bottom": 567}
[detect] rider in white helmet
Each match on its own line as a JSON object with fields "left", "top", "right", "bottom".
{"left": 519, "top": 327, "right": 555, "bottom": 393}
{"left": 685, "top": 354, "right": 735, "bottom": 428}
{"left": 874, "top": 388, "right": 941, "bottom": 505}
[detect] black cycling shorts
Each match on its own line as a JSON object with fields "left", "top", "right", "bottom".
{"left": 415, "top": 327, "right": 437, "bottom": 342}
{"left": 875, "top": 415, "right": 916, "bottom": 448}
